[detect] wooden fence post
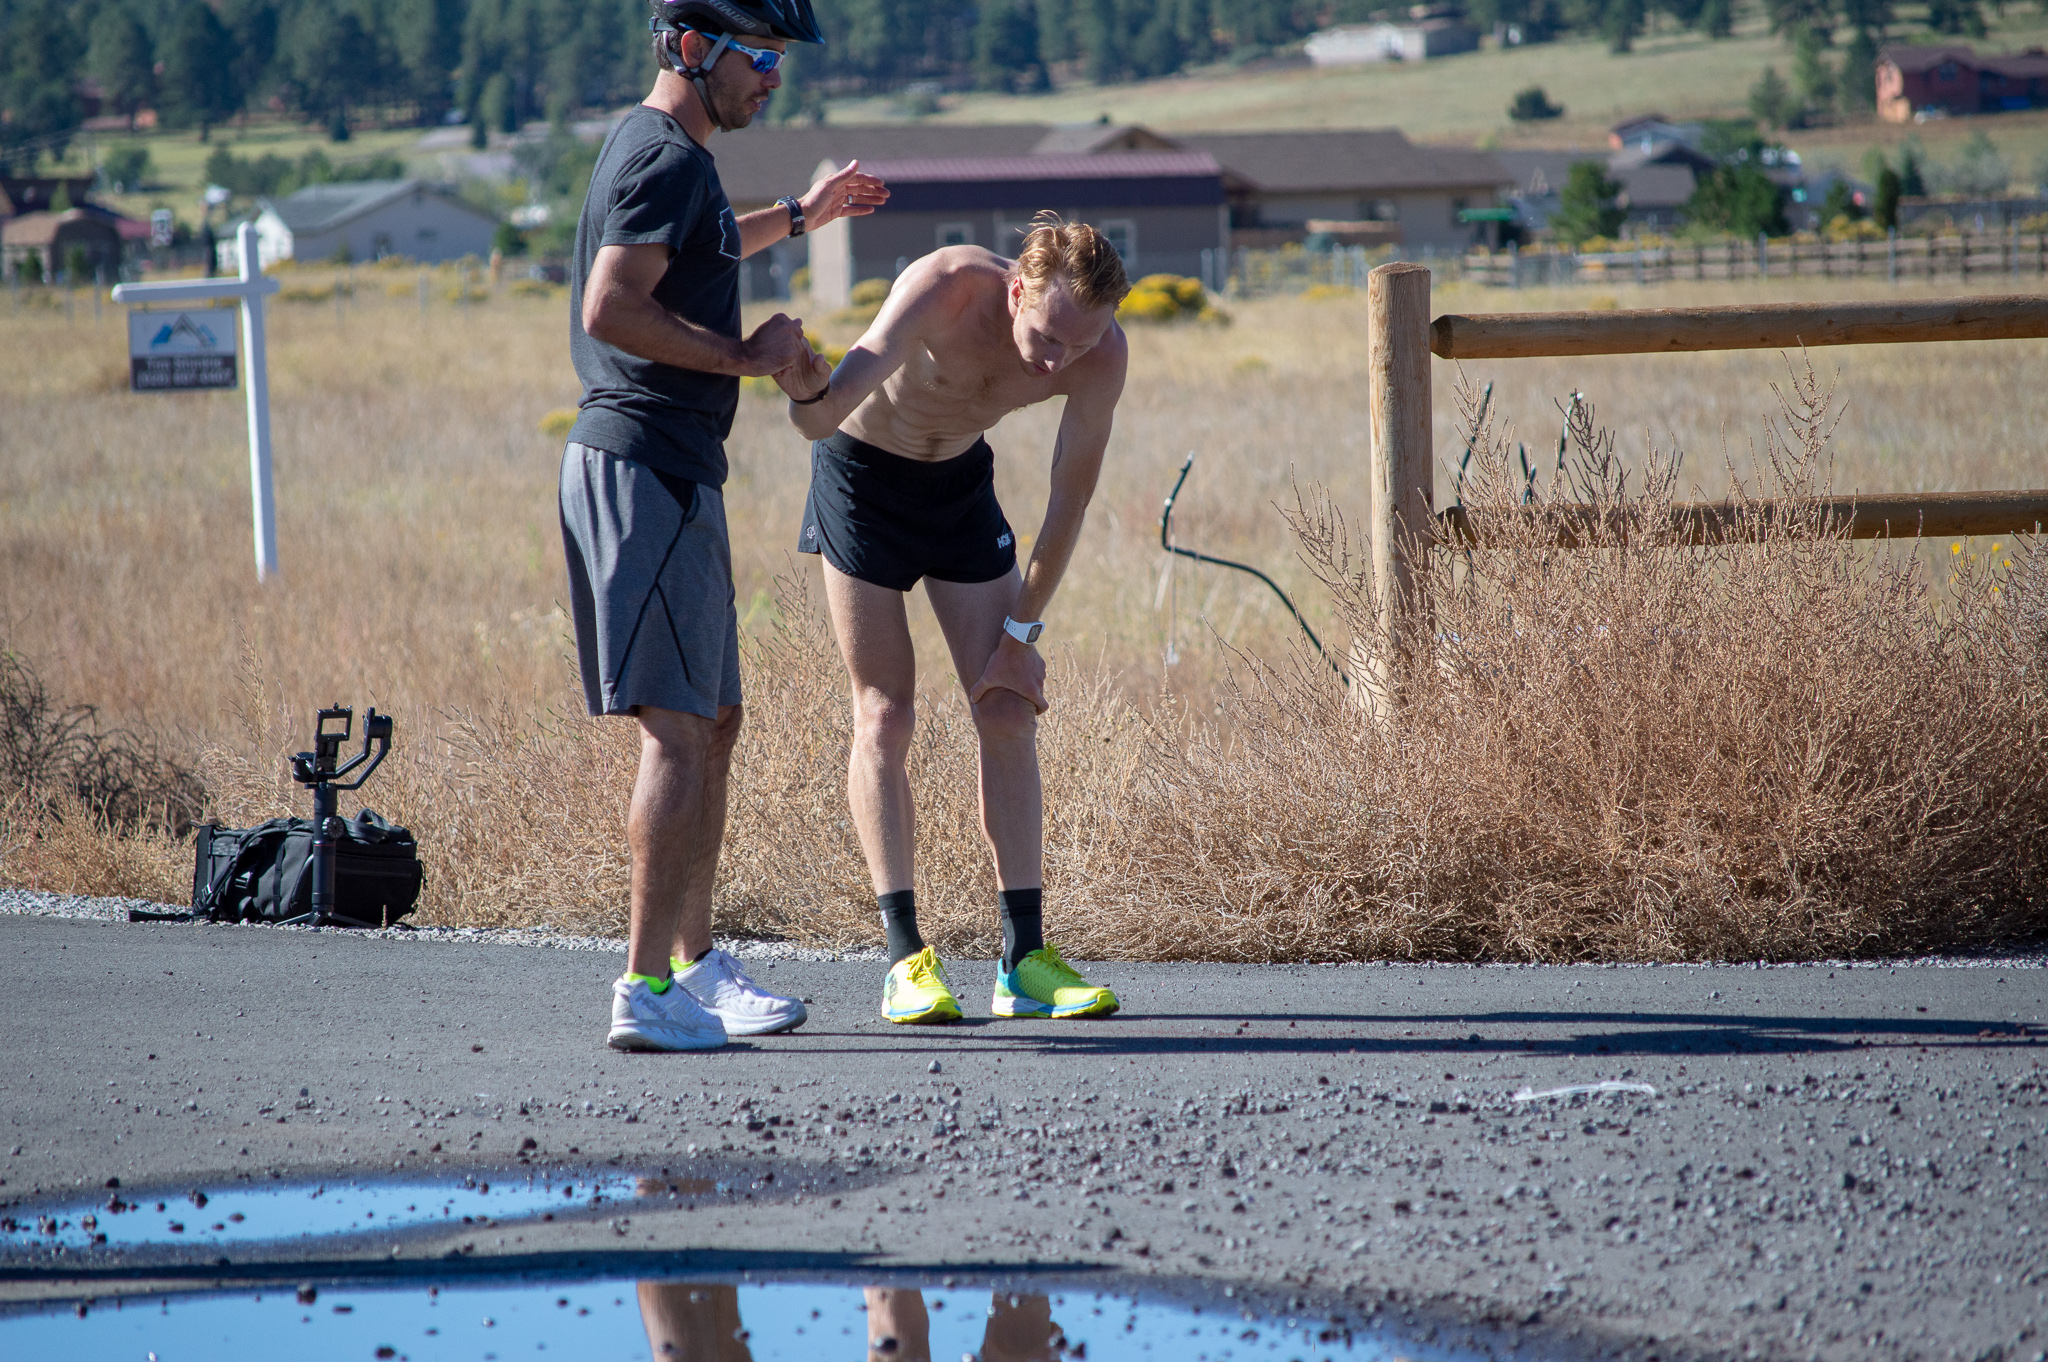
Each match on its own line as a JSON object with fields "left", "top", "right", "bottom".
{"left": 1363, "top": 261, "right": 1434, "bottom": 715}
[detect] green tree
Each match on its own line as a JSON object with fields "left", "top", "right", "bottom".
{"left": 102, "top": 143, "right": 152, "bottom": 191}
{"left": 1821, "top": 177, "right": 1864, "bottom": 222}
{"left": 1764, "top": 0, "right": 1833, "bottom": 40}
{"left": 87, "top": 11, "right": 158, "bottom": 131}
{"left": 975, "top": 0, "right": 1047, "bottom": 90}
{"left": 1598, "top": 0, "right": 1645, "bottom": 52}
{"left": 1873, "top": 166, "right": 1901, "bottom": 229}
{"left": 281, "top": 4, "right": 379, "bottom": 128}
{"left": 219, "top": 0, "right": 281, "bottom": 116}
{"left": 479, "top": 71, "right": 513, "bottom": 135}
{"left": 161, "top": 1, "right": 241, "bottom": 138}
{"left": 1838, "top": 29, "right": 1878, "bottom": 112}
{"left": 1924, "top": 0, "right": 1986, "bottom": 36}
{"left": 390, "top": 0, "right": 466, "bottom": 120}
{"left": 1686, "top": 161, "right": 1789, "bottom": 237}
{"left": 1749, "top": 65, "right": 1797, "bottom": 128}
{"left": 1553, "top": 160, "right": 1625, "bottom": 244}
{"left": 1791, "top": 26, "right": 1835, "bottom": 109}
{"left": 1838, "top": 0, "right": 1893, "bottom": 36}
{"left": 1, "top": 2, "right": 85, "bottom": 170}
{"left": 1509, "top": 86, "right": 1564, "bottom": 120}
{"left": 1898, "top": 139, "right": 1926, "bottom": 196}
{"left": 1699, "top": 0, "right": 1734, "bottom": 36}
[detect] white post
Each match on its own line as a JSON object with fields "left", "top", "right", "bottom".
{"left": 238, "top": 222, "right": 278, "bottom": 579}
{"left": 110, "top": 219, "right": 283, "bottom": 581}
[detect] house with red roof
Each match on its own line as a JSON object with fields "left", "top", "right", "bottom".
{"left": 1877, "top": 44, "right": 2048, "bottom": 121}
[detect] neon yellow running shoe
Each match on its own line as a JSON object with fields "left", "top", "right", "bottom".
{"left": 881, "top": 946, "right": 962, "bottom": 1025}
{"left": 992, "top": 943, "right": 1119, "bottom": 1019}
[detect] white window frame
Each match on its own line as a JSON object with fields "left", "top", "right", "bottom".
{"left": 936, "top": 221, "right": 973, "bottom": 248}
{"left": 1097, "top": 218, "right": 1136, "bottom": 269}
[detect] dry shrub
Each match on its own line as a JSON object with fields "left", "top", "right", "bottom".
{"left": 0, "top": 646, "right": 204, "bottom": 899}
{"left": 1097, "top": 360, "right": 2048, "bottom": 961}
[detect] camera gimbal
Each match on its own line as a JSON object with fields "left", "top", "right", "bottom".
{"left": 285, "top": 706, "right": 392, "bottom": 927}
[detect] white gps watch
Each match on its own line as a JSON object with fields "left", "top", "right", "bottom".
{"left": 1002, "top": 616, "right": 1043, "bottom": 645}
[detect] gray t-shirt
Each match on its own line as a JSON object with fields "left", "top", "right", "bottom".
{"left": 568, "top": 105, "right": 741, "bottom": 487}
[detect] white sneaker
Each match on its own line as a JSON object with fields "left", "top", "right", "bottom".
{"left": 676, "top": 948, "right": 808, "bottom": 1036}
{"left": 607, "top": 975, "right": 727, "bottom": 1052}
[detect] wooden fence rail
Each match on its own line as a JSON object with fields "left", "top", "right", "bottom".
{"left": 1439, "top": 491, "right": 2048, "bottom": 548}
{"left": 1361, "top": 265, "right": 2048, "bottom": 713}
{"left": 1431, "top": 295, "right": 2048, "bottom": 359}
{"left": 1456, "top": 231, "right": 2048, "bottom": 289}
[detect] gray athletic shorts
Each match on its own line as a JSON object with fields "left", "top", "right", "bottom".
{"left": 558, "top": 442, "right": 741, "bottom": 719}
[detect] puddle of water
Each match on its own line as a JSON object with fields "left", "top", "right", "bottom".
{"left": 0, "top": 1279, "right": 1496, "bottom": 1362}
{"left": 0, "top": 1173, "right": 718, "bottom": 1251}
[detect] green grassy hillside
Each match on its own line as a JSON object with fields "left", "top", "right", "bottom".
{"left": 827, "top": 8, "right": 2048, "bottom": 183}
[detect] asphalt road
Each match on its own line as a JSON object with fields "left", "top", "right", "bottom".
{"left": 2, "top": 914, "right": 2044, "bottom": 1361}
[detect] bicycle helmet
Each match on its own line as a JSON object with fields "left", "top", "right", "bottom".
{"left": 650, "top": 0, "right": 822, "bottom": 49}
{"left": 650, "top": 0, "right": 821, "bottom": 128}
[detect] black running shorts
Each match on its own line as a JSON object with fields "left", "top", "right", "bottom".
{"left": 797, "top": 431, "right": 1018, "bottom": 592}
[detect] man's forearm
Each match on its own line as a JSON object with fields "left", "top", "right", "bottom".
{"left": 736, "top": 204, "right": 798, "bottom": 260}
{"left": 1014, "top": 499, "right": 1090, "bottom": 623}
{"left": 592, "top": 293, "right": 748, "bottom": 374}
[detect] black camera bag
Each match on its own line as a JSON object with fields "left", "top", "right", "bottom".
{"left": 181, "top": 809, "right": 423, "bottom": 927}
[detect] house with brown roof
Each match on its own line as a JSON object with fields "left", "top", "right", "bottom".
{"left": 1173, "top": 130, "right": 1510, "bottom": 253}
{"left": 679, "top": 121, "right": 1507, "bottom": 297}
{"left": 1, "top": 177, "right": 148, "bottom": 283}
{"left": 805, "top": 151, "right": 1227, "bottom": 306}
{"left": 1877, "top": 44, "right": 2048, "bottom": 122}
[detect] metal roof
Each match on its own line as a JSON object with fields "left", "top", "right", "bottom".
{"left": 1172, "top": 130, "right": 1509, "bottom": 194}
{"left": 859, "top": 151, "right": 1221, "bottom": 182}
{"left": 262, "top": 179, "right": 496, "bottom": 236}
{"left": 858, "top": 152, "right": 1225, "bottom": 213}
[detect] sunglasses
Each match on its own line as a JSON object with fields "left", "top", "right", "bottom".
{"left": 687, "top": 30, "right": 784, "bottom": 74}
{"left": 723, "top": 37, "right": 786, "bottom": 73}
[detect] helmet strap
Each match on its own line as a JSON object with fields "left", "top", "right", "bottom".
{"left": 657, "top": 25, "right": 741, "bottom": 131}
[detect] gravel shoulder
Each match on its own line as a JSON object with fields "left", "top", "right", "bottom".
{"left": 1, "top": 906, "right": 2044, "bottom": 1361}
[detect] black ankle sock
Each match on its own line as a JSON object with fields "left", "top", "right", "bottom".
{"left": 999, "top": 887, "right": 1044, "bottom": 972}
{"left": 879, "top": 890, "right": 923, "bottom": 966}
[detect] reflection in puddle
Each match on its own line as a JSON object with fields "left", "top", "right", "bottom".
{"left": 0, "top": 1173, "right": 714, "bottom": 1250}
{"left": 1, "top": 1280, "right": 1484, "bottom": 1361}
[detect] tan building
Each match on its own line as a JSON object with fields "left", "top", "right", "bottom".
{"left": 805, "top": 151, "right": 1227, "bottom": 307}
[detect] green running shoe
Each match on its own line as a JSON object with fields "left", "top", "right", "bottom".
{"left": 992, "top": 943, "right": 1119, "bottom": 1019}
{"left": 881, "top": 946, "right": 963, "bottom": 1025}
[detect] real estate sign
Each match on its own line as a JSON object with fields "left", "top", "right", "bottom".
{"left": 127, "top": 308, "right": 238, "bottom": 391}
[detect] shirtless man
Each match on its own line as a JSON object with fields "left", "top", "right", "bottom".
{"left": 777, "top": 214, "right": 1130, "bottom": 1024}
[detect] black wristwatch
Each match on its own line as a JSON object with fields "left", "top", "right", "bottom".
{"left": 777, "top": 195, "right": 805, "bottom": 238}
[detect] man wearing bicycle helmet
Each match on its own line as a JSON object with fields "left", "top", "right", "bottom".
{"left": 563, "top": 0, "right": 887, "bottom": 1052}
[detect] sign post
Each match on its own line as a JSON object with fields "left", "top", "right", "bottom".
{"left": 111, "top": 221, "right": 283, "bottom": 580}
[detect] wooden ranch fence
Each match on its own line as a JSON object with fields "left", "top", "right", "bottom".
{"left": 1459, "top": 231, "right": 2048, "bottom": 289}
{"left": 1360, "top": 263, "right": 2048, "bottom": 709}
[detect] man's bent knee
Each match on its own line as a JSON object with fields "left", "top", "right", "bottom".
{"left": 970, "top": 687, "right": 1038, "bottom": 745}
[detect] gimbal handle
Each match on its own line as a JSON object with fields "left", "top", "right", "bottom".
{"left": 290, "top": 706, "right": 393, "bottom": 790}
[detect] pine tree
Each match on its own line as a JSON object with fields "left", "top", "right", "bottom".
{"left": 1791, "top": 26, "right": 1836, "bottom": 110}
{"left": 1, "top": 1, "right": 85, "bottom": 169}
{"left": 1553, "top": 161, "right": 1625, "bottom": 244}
{"left": 1839, "top": 29, "right": 1878, "bottom": 112}
{"left": 87, "top": 12, "right": 158, "bottom": 131}
{"left": 161, "top": 1, "right": 241, "bottom": 138}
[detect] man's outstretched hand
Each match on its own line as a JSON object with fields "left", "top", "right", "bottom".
{"left": 801, "top": 159, "right": 889, "bottom": 232}
{"left": 969, "top": 635, "right": 1048, "bottom": 715}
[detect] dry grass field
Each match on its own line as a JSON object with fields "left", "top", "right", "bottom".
{"left": 3, "top": 269, "right": 2045, "bottom": 959}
